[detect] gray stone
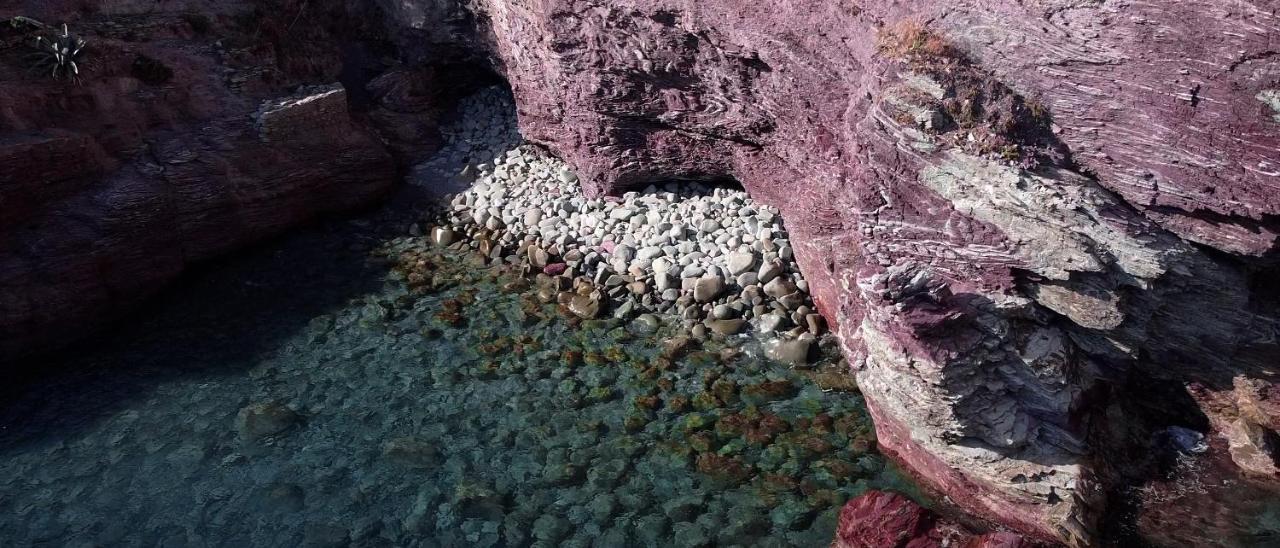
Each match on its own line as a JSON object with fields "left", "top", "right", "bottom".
{"left": 634, "top": 314, "right": 661, "bottom": 331}
{"left": 766, "top": 338, "right": 812, "bottom": 366}
{"left": 763, "top": 278, "right": 797, "bottom": 299}
{"left": 778, "top": 291, "right": 805, "bottom": 310}
{"left": 757, "top": 313, "right": 786, "bottom": 333}
{"left": 707, "top": 318, "right": 746, "bottom": 336}
{"left": 806, "top": 313, "right": 825, "bottom": 335}
{"left": 727, "top": 251, "right": 757, "bottom": 275}
{"left": 568, "top": 294, "right": 601, "bottom": 319}
{"left": 637, "top": 246, "right": 664, "bottom": 261}
{"left": 757, "top": 261, "right": 783, "bottom": 284}
{"left": 693, "top": 276, "right": 726, "bottom": 303}
{"left": 614, "top": 244, "right": 636, "bottom": 263}
{"left": 613, "top": 299, "right": 636, "bottom": 320}
{"left": 236, "top": 401, "right": 301, "bottom": 440}
{"left": 690, "top": 323, "right": 708, "bottom": 340}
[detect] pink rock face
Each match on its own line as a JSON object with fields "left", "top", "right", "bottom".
{"left": 833, "top": 490, "right": 1033, "bottom": 548}
{"left": 0, "top": 1, "right": 442, "bottom": 359}
{"left": 437, "top": 0, "right": 1280, "bottom": 544}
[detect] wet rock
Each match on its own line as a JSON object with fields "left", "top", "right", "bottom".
{"left": 634, "top": 314, "right": 661, "bottom": 331}
{"left": 568, "top": 294, "right": 601, "bottom": 319}
{"left": 707, "top": 319, "right": 746, "bottom": 336}
{"left": 431, "top": 227, "right": 459, "bottom": 247}
{"left": 236, "top": 401, "right": 301, "bottom": 440}
{"left": 382, "top": 437, "right": 440, "bottom": 468}
{"left": 765, "top": 338, "right": 812, "bottom": 366}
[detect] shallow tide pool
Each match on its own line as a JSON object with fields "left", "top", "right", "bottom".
{"left": 0, "top": 214, "right": 919, "bottom": 548}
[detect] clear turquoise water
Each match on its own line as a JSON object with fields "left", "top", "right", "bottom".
{"left": 0, "top": 208, "right": 919, "bottom": 547}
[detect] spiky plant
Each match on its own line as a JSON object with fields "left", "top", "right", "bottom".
{"left": 29, "top": 23, "right": 86, "bottom": 79}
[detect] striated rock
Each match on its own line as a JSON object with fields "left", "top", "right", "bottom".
{"left": 833, "top": 491, "right": 1030, "bottom": 548}
{"left": 0, "top": 1, "right": 466, "bottom": 360}
{"left": 429, "top": 1, "right": 1280, "bottom": 544}
{"left": 8, "top": 1, "right": 1280, "bottom": 545}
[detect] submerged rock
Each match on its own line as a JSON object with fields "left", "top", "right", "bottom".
{"left": 766, "top": 338, "right": 812, "bottom": 366}
{"left": 236, "top": 401, "right": 301, "bottom": 441}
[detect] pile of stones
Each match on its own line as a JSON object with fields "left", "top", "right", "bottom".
{"left": 414, "top": 87, "right": 826, "bottom": 363}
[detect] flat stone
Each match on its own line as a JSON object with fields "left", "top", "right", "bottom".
{"left": 707, "top": 318, "right": 746, "bottom": 336}
{"left": 757, "top": 312, "right": 786, "bottom": 332}
{"left": 237, "top": 401, "right": 301, "bottom": 440}
{"left": 778, "top": 291, "right": 805, "bottom": 310}
{"left": 693, "top": 276, "right": 726, "bottom": 303}
{"left": 764, "top": 277, "right": 797, "bottom": 299}
{"left": 727, "top": 251, "right": 757, "bottom": 275}
{"left": 766, "top": 338, "right": 812, "bottom": 366}
{"left": 568, "top": 294, "right": 601, "bottom": 319}
{"left": 757, "top": 261, "right": 783, "bottom": 284}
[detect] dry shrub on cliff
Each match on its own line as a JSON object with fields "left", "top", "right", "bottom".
{"left": 876, "top": 19, "right": 954, "bottom": 60}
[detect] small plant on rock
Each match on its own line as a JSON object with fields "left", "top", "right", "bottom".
{"left": 33, "top": 23, "right": 87, "bottom": 79}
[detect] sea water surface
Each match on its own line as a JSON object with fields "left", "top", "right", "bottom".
{"left": 0, "top": 196, "right": 919, "bottom": 548}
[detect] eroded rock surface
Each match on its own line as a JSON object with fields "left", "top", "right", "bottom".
{"left": 0, "top": 0, "right": 467, "bottom": 359}
{"left": 398, "top": 1, "right": 1280, "bottom": 544}
{"left": 5, "top": 0, "right": 1280, "bottom": 545}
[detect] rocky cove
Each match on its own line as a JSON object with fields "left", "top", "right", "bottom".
{"left": 3, "top": 1, "right": 1280, "bottom": 547}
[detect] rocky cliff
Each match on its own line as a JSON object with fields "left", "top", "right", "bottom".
{"left": 0, "top": 0, "right": 478, "bottom": 359}
{"left": 4, "top": 0, "right": 1279, "bottom": 545}
{"left": 412, "top": 0, "right": 1278, "bottom": 545}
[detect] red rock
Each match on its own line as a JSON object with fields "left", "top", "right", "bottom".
{"left": 7, "top": 2, "right": 1279, "bottom": 545}
{"left": 542, "top": 263, "right": 568, "bottom": 276}
{"left": 833, "top": 491, "right": 936, "bottom": 548}
{"left": 0, "top": 2, "right": 442, "bottom": 359}
{"left": 833, "top": 491, "right": 1030, "bottom": 548}
{"left": 422, "top": 1, "right": 1280, "bottom": 544}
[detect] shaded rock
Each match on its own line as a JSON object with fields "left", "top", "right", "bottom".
{"left": 236, "top": 401, "right": 301, "bottom": 440}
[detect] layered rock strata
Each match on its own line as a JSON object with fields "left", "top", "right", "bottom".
{"left": 390, "top": 1, "right": 1280, "bottom": 544}
{"left": 0, "top": 1, "right": 456, "bottom": 360}
{"left": 5, "top": 0, "right": 1280, "bottom": 545}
